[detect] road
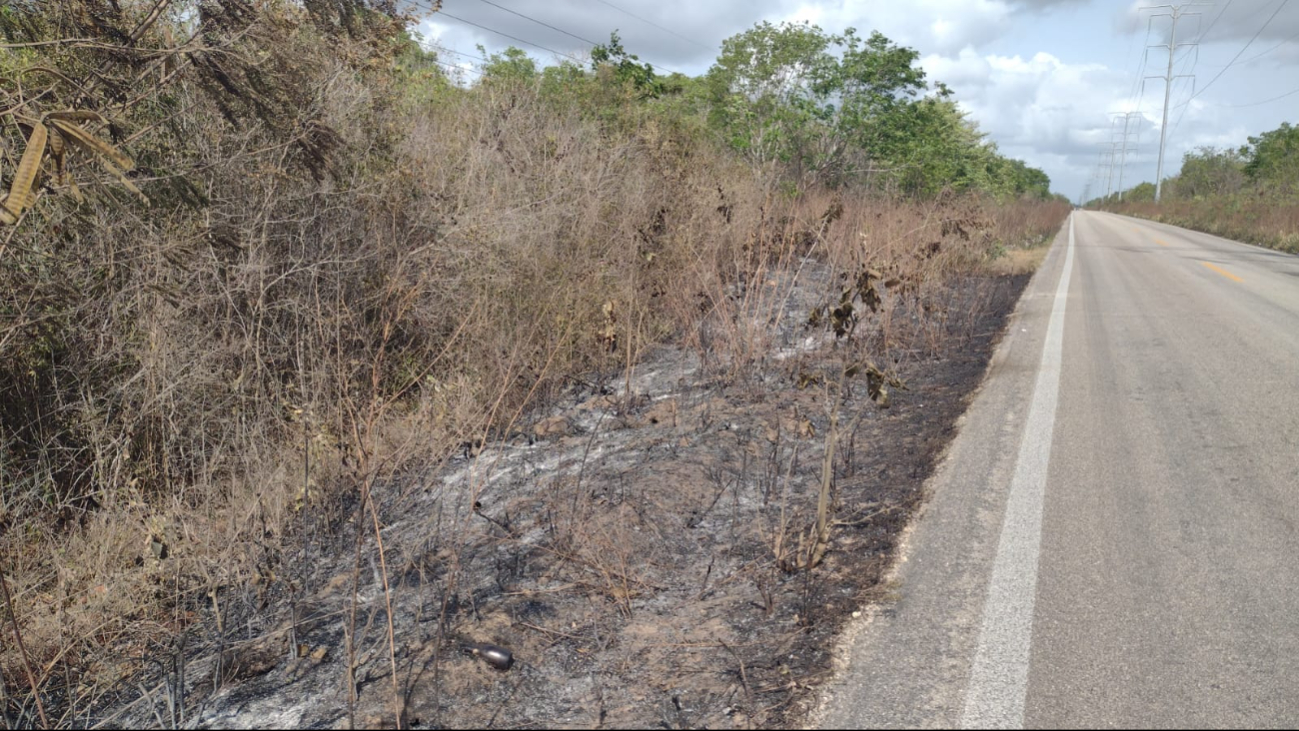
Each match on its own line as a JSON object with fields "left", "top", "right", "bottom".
{"left": 816, "top": 211, "right": 1299, "bottom": 728}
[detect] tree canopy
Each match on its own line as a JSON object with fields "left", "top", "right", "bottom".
{"left": 696, "top": 22, "right": 1052, "bottom": 196}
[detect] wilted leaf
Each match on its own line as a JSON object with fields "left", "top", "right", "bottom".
{"left": 46, "top": 126, "right": 84, "bottom": 201}
{"left": 4, "top": 121, "right": 47, "bottom": 221}
{"left": 44, "top": 110, "right": 107, "bottom": 124}
{"left": 99, "top": 157, "right": 145, "bottom": 199}
{"left": 47, "top": 118, "right": 133, "bottom": 170}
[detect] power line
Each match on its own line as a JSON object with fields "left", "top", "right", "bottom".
{"left": 1117, "top": 14, "right": 1153, "bottom": 192}
{"left": 414, "top": 57, "right": 484, "bottom": 77}
{"left": 1202, "top": 26, "right": 1299, "bottom": 67}
{"left": 1165, "top": 71, "right": 1196, "bottom": 154}
{"left": 589, "top": 0, "right": 716, "bottom": 51}
{"left": 1174, "top": 0, "right": 1290, "bottom": 109}
{"left": 471, "top": 0, "right": 690, "bottom": 76}
{"left": 473, "top": 0, "right": 601, "bottom": 47}
{"left": 441, "top": 60, "right": 483, "bottom": 76}
{"left": 1238, "top": 26, "right": 1299, "bottom": 62}
{"left": 1163, "top": 0, "right": 1288, "bottom": 154}
{"left": 432, "top": 44, "right": 489, "bottom": 63}
{"left": 1124, "top": 16, "right": 1153, "bottom": 111}
{"left": 419, "top": 2, "right": 688, "bottom": 77}
{"left": 1194, "top": 0, "right": 1233, "bottom": 43}
{"left": 433, "top": 7, "right": 588, "bottom": 63}
{"left": 1218, "top": 84, "right": 1299, "bottom": 107}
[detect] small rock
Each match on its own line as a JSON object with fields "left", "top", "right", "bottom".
{"left": 533, "top": 415, "right": 571, "bottom": 440}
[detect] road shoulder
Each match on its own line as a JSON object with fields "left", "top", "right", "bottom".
{"left": 813, "top": 217, "right": 1074, "bottom": 729}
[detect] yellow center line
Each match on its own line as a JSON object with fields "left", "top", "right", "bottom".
{"left": 1154, "top": 239, "right": 1169, "bottom": 247}
{"left": 1201, "top": 261, "right": 1244, "bottom": 282}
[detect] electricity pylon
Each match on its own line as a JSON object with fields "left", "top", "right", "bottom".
{"left": 1110, "top": 112, "right": 1142, "bottom": 201}
{"left": 1141, "top": 3, "right": 1208, "bottom": 202}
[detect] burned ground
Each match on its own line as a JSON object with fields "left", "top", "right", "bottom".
{"left": 93, "top": 264, "right": 1031, "bottom": 730}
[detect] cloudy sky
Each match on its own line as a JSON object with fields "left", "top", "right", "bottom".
{"left": 411, "top": 0, "right": 1299, "bottom": 199}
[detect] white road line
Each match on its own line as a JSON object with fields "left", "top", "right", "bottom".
{"left": 960, "top": 214, "right": 1076, "bottom": 729}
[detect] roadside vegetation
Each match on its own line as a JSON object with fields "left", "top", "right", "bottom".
{"left": 1096, "top": 121, "right": 1299, "bottom": 252}
{"left": 1, "top": 1, "right": 1068, "bottom": 725}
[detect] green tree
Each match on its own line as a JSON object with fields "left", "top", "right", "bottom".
{"left": 888, "top": 96, "right": 981, "bottom": 195}
{"left": 704, "top": 21, "right": 838, "bottom": 175}
{"left": 1123, "top": 181, "right": 1157, "bottom": 202}
{"left": 480, "top": 46, "right": 538, "bottom": 84}
{"left": 705, "top": 23, "right": 940, "bottom": 187}
{"left": 835, "top": 29, "right": 930, "bottom": 168}
{"left": 538, "top": 59, "right": 588, "bottom": 101}
{"left": 590, "top": 31, "right": 662, "bottom": 98}
{"left": 1171, "top": 146, "right": 1246, "bottom": 199}
{"left": 1242, "top": 121, "right": 1299, "bottom": 192}
{"left": 702, "top": 21, "right": 1050, "bottom": 195}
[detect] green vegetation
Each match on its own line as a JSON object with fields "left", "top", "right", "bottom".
{"left": 458, "top": 20, "right": 1057, "bottom": 197}
{"left": 1095, "top": 121, "right": 1299, "bottom": 252}
{"left": 699, "top": 22, "right": 1054, "bottom": 196}
{"left": 0, "top": 3, "right": 1066, "bottom": 724}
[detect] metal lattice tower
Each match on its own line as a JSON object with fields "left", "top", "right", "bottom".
{"left": 1141, "top": 3, "right": 1209, "bottom": 202}
{"left": 1111, "top": 112, "right": 1143, "bottom": 201}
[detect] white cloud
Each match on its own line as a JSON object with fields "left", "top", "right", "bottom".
{"left": 778, "top": 0, "right": 1014, "bottom": 55}
{"left": 924, "top": 49, "right": 1139, "bottom": 190}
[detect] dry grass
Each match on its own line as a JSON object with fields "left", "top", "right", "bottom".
{"left": 985, "top": 246, "right": 1049, "bottom": 276}
{"left": 0, "top": 6, "right": 1071, "bottom": 724}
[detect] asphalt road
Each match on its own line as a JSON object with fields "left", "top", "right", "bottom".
{"left": 816, "top": 211, "right": 1299, "bottom": 729}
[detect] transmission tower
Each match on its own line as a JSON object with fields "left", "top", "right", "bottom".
{"left": 1099, "top": 142, "right": 1124, "bottom": 201}
{"left": 1142, "top": 3, "right": 1209, "bottom": 202}
{"left": 1110, "top": 112, "right": 1142, "bottom": 201}
{"left": 1091, "top": 148, "right": 1110, "bottom": 203}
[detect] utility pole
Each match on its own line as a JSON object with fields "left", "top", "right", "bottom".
{"left": 1103, "top": 146, "right": 1114, "bottom": 200}
{"left": 1093, "top": 147, "right": 1112, "bottom": 204}
{"left": 1142, "top": 3, "right": 1207, "bottom": 202}
{"left": 1101, "top": 143, "right": 1122, "bottom": 201}
{"left": 1110, "top": 112, "right": 1142, "bottom": 201}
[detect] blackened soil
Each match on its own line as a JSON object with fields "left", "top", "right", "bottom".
{"left": 102, "top": 269, "right": 1031, "bottom": 730}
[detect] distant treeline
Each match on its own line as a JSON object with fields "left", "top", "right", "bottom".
{"left": 1095, "top": 121, "right": 1299, "bottom": 252}
{"left": 423, "top": 21, "right": 1059, "bottom": 199}
{"left": 1095, "top": 121, "right": 1299, "bottom": 204}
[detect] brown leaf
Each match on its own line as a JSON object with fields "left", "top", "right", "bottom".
{"left": 4, "top": 121, "right": 47, "bottom": 221}
{"left": 44, "top": 110, "right": 107, "bottom": 124}
{"left": 46, "top": 118, "right": 133, "bottom": 170}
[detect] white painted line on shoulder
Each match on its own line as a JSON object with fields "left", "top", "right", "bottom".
{"left": 960, "top": 213, "right": 1076, "bottom": 729}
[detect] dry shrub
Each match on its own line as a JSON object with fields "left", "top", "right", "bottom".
{"left": 1107, "top": 196, "right": 1299, "bottom": 253}
{"left": 0, "top": 28, "right": 764, "bottom": 724}
{"left": 798, "top": 190, "right": 1068, "bottom": 356}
